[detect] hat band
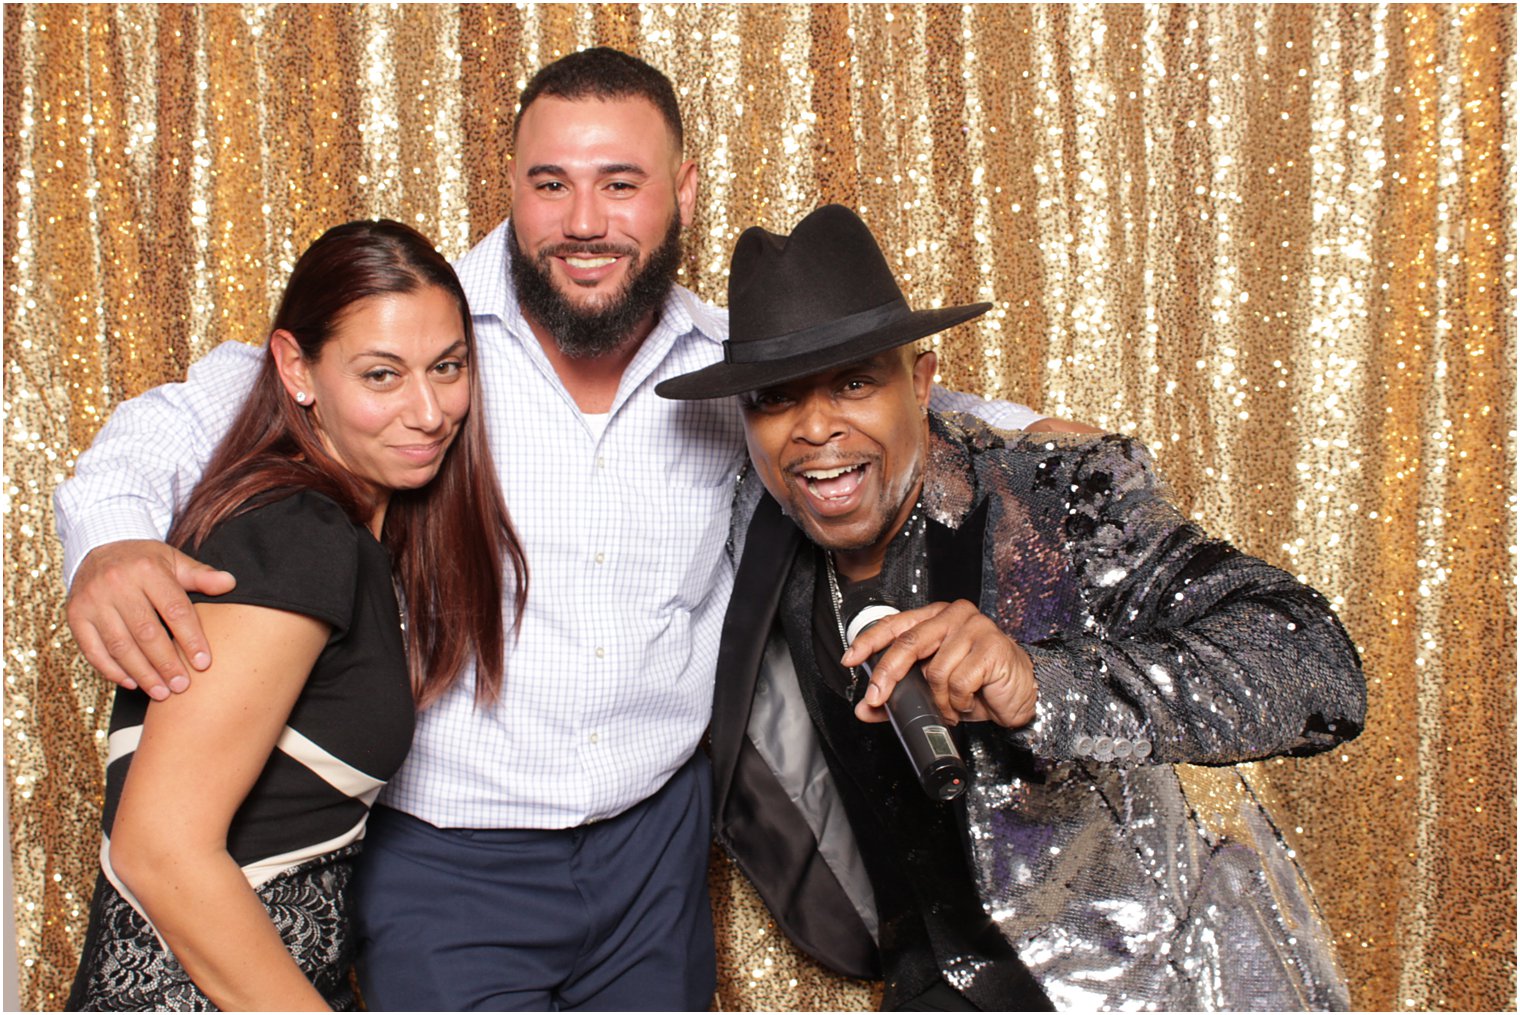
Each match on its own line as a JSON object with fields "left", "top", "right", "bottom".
{"left": 724, "top": 298, "right": 909, "bottom": 364}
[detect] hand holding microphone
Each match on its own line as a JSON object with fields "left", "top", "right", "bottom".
{"left": 844, "top": 595, "right": 970, "bottom": 800}
{"left": 840, "top": 595, "right": 1038, "bottom": 735}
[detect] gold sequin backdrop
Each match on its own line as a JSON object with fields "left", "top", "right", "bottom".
{"left": 2, "top": 3, "right": 1514, "bottom": 1011}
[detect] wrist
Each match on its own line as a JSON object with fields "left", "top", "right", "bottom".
{"left": 60, "top": 515, "right": 171, "bottom": 590}
{"left": 990, "top": 640, "right": 1037, "bottom": 728}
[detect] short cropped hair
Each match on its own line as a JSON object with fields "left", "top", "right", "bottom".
{"left": 514, "top": 46, "right": 684, "bottom": 150}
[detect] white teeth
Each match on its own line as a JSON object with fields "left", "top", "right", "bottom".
{"left": 802, "top": 464, "right": 861, "bottom": 480}
{"left": 565, "top": 256, "right": 616, "bottom": 268}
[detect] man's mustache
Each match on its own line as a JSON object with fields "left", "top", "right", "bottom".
{"left": 781, "top": 451, "right": 879, "bottom": 475}
{"left": 536, "top": 241, "right": 639, "bottom": 259}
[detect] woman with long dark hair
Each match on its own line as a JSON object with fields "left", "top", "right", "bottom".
{"left": 68, "top": 220, "right": 527, "bottom": 1011}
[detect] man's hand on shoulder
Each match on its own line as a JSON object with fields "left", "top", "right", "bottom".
{"left": 841, "top": 600, "right": 1037, "bottom": 728}
{"left": 67, "top": 540, "right": 235, "bottom": 699}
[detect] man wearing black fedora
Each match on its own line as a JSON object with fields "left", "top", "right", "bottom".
{"left": 657, "top": 204, "right": 1366, "bottom": 1010}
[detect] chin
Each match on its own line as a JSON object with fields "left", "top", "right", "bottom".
{"left": 390, "top": 469, "right": 443, "bottom": 491}
{"left": 560, "top": 283, "right": 623, "bottom": 311}
{"left": 799, "top": 518, "right": 876, "bottom": 554}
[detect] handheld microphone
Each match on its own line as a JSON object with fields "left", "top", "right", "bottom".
{"left": 843, "top": 594, "right": 969, "bottom": 801}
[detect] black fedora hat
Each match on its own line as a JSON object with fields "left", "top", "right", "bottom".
{"left": 656, "top": 204, "right": 990, "bottom": 400}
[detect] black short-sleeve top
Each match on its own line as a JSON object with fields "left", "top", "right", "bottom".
{"left": 99, "top": 490, "right": 416, "bottom": 896}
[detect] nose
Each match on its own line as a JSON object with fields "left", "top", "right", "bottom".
{"left": 564, "top": 186, "right": 607, "bottom": 241}
{"left": 405, "top": 378, "right": 447, "bottom": 433}
{"left": 792, "top": 392, "right": 846, "bottom": 446}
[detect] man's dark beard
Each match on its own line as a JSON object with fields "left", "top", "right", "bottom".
{"left": 509, "top": 214, "right": 683, "bottom": 359}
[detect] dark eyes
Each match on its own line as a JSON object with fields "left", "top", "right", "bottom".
{"left": 741, "top": 391, "right": 792, "bottom": 413}
{"left": 741, "top": 375, "right": 880, "bottom": 413}
{"left": 360, "top": 359, "right": 466, "bottom": 387}
{"left": 534, "top": 180, "right": 638, "bottom": 195}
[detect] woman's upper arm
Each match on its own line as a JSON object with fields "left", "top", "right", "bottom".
{"left": 111, "top": 601, "right": 331, "bottom": 859}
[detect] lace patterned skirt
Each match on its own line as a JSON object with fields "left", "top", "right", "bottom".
{"left": 67, "top": 846, "right": 361, "bottom": 1012}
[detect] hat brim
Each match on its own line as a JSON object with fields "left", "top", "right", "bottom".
{"left": 655, "top": 302, "right": 991, "bottom": 400}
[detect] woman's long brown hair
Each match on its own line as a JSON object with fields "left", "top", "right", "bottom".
{"left": 166, "top": 220, "right": 526, "bottom": 709}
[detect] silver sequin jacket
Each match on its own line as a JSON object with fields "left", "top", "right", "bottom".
{"left": 709, "top": 412, "right": 1366, "bottom": 1011}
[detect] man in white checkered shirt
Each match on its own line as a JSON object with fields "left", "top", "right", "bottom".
{"left": 57, "top": 48, "right": 1086, "bottom": 1010}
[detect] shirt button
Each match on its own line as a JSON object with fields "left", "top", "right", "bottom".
{"left": 595, "top": 647, "right": 605, "bottom": 659}
{"left": 589, "top": 732, "right": 600, "bottom": 744}
{"left": 595, "top": 552, "right": 606, "bottom": 565}
{"left": 596, "top": 456, "right": 606, "bottom": 469}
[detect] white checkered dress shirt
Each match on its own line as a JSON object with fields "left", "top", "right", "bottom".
{"left": 55, "top": 217, "right": 1039, "bottom": 828}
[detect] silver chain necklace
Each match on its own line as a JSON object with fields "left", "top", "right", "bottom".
{"left": 821, "top": 497, "right": 928, "bottom": 702}
{"left": 823, "top": 552, "right": 866, "bottom": 701}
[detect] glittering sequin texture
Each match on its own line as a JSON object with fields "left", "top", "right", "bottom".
{"left": 723, "top": 412, "right": 1364, "bottom": 1010}
{"left": 8, "top": 7, "right": 1511, "bottom": 1010}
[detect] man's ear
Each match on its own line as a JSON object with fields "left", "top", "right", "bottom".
{"left": 675, "top": 159, "right": 698, "bottom": 228}
{"left": 912, "top": 349, "right": 937, "bottom": 407}
{"left": 270, "top": 330, "right": 314, "bottom": 406}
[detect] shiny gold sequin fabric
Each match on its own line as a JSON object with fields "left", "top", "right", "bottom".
{"left": 3, "top": 5, "right": 1513, "bottom": 1011}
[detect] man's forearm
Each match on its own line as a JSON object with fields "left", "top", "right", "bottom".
{"left": 55, "top": 340, "right": 261, "bottom": 585}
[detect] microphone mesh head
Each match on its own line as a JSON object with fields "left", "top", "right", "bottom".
{"left": 844, "top": 601, "right": 900, "bottom": 645}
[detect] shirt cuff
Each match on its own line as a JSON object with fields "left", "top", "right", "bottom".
{"left": 58, "top": 501, "right": 171, "bottom": 590}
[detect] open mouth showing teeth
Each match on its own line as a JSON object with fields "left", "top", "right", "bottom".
{"left": 800, "top": 463, "right": 866, "bottom": 500}
{"left": 564, "top": 255, "right": 618, "bottom": 269}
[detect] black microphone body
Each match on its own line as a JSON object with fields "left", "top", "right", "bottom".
{"left": 844, "top": 597, "right": 970, "bottom": 801}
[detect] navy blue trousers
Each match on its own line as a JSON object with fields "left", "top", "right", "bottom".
{"left": 353, "top": 753, "right": 716, "bottom": 1011}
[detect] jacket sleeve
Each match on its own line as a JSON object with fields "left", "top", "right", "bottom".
{"left": 1012, "top": 435, "right": 1366, "bottom": 765}
{"left": 53, "top": 340, "right": 261, "bottom": 587}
